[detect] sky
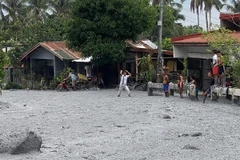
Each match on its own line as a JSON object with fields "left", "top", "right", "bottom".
{"left": 175, "top": 0, "right": 229, "bottom": 29}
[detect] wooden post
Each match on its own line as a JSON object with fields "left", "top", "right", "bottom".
{"left": 135, "top": 53, "right": 138, "bottom": 82}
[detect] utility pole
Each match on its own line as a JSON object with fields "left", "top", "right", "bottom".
{"left": 156, "top": 0, "right": 164, "bottom": 75}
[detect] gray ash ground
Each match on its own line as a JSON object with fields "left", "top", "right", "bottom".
{"left": 0, "top": 89, "right": 240, "bottom": 160}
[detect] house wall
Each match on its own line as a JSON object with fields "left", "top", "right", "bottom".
{"left": 173, "top": 46, "right": 212, "bottom": 59}
{"left": 30, "top": 48, "right": 55, "bottom": 60}
{"left": 54, "top": 57, "right": 64, "bottom": 75}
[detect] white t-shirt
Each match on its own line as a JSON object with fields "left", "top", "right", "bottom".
{"left": 69, "top": 73, "right": 77, "bottom": 81}
{"left": 119, "top": 75, "right": 129, "bottom": 86}
{"left": 212, "top": 54, "right": 218, "bottom": 66}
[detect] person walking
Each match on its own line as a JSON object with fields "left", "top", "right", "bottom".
{"left": 177, "top": 71, "right": 184, "bottom": 98}
{"left": 117, "top": 70, "right": 131, "bottom": 97}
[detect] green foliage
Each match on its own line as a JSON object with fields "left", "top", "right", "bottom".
{"left": 180, "top": 57, "right": 187, "bottom": 77}
{"left": 0, "top": 32, "right": 9, "bottom": 82}
{"left": 182, "top": 25, "right": 203, "bottom": 35}
{"left": 7, "top": 47, "right": 24, "bottom": 68}
{"left": 67, "top": 0, "right": 157, "bottom": 66}
{"left": 162, "top": 38, "right": 173, "bottom": 50}
{"left": 18, "top": 16, "right": 68, "bottom": 51}
{"left": 202, "top": 27, "right": 240, "bottom": 84}
{"left": 140, "top": 54, "right": 154, "bottom": 83}
{"left": 49, "top": 67, "right": 73, "bottom": 89}
{"left": 4, "top": 82, "right": 23, "bottom": 90}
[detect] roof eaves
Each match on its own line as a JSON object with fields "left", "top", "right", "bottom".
{"left": 19, "top": 43, "right": 41, "bottom": 62}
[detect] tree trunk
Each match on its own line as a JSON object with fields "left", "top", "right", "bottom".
{"left": 205, "top": 11, "right": 209, "bottom": 31}
{"left": 209, "top": 10, "right": 212, "bottom": 30}
{"left": 197, "top": 9, "right": 200, "bottom": 26}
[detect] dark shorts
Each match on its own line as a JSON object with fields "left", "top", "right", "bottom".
{"left": 219, "top": 66, "right": 225, "bottom": 75}
{"left": 163, "top": 84, "right": 169, "bottom": 92}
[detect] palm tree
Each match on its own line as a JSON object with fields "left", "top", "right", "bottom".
{"left": 152, "top": 0, "right": 185, "bottom": 8}
{"left": 205, "top": 0, "right": 225, "bottom": 30}
{"left": 24, "top": 0, "right": 51, "bottom": 24}
{"left": 190, "top": 0, "right": 225, "bottom": 31}
{"left": 48, "top": 0, "right": 74, "bottom": 17}
{"left": 190, "top": 0, "right": 203, "bottom": 27}
{"left": 0, "top": 0, "right": 27, "bottom": 24}
{"left": 225, "top": 0, "right": 240, "bottom": 13}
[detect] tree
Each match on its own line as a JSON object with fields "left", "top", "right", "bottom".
{"left": 0, "top": 31, "right": 9, "bottom": 82}
{"left": 67, "top": 0, "right": 157, "bottom": 66}
{"left": 190, "top": 0, "right": 203, "bottom": 26}
{"left": 48, "top": 0, "right": 74, "bottom": 17}
{"left": 202, "top": 28, "right": 240, "bottom": 86}
{"left": 18, "top": 16, "right": 68, "bottom": 52}
{"left": 0, "top": 0, "right": 27, "bottom": 24}
{"left": 182, "top": 25, "right": 203, "bottom": 35}
{"left": 225, "top": 0, "right": 240, "bottom": 13}
{"left": 24, "top": 0, "right": 50, "bottom": 24}
{"left": 189, "top": 0, "right": 225, "bottom": 31}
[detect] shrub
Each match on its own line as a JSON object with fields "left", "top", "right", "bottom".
{"left": 4, "top": 82, "right": 23, "bottom": 90}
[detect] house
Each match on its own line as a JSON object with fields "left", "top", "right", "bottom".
{"left": 171, "top": 12, "right": 240, "bottom": 90}
{"left": 19, "top": 40, "right": 179, "bottom": 88}
{"left": 115, "top": 39, "right": 181, "bottom": 83}
{"left": 19, "top": 41, "right": 91, "bottom": 85}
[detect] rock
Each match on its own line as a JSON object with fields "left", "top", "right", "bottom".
{"left": 165, "top": 108, "right": 171, "bottom": 112}
{"left": 178, "top": 133, "right": 189, "bottom": 137}
{"left": 191, "top": 132, "right": 203, "bottom": 137}
{"left": 183, "top": 144, "right": 200, "bottom": 150}
{"left": 0, "top": 131, "right": 42, "bottom": 154}
{"left": 162, "top": 114, "right": 171, "bottom": 119}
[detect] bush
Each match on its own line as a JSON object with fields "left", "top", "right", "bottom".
{"left": 4, "top": 82, "right": 23, "bottom": 90}
{"left": 49, "top": 67, "right": 73, "bottom": 89}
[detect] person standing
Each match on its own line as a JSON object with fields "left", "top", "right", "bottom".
{"left": 212, "top": 50, "right": 219, "bottom": 86}
{"left": 217, "top": 51, "right": 225, "bottom": 87}
{"left": 189, "top": 75, "right": 199, "bottom": 100}
{"left": 163, "top": 69, "right": 169, "bottom": 97}
{"left": 203, "top": 72, "right": 215, "bottom": 103}
{"left": 117, "top": 70, "right": 131, "bottom": 97}
{"left": 177, "top": 71, "right": 184, "bottom": 98}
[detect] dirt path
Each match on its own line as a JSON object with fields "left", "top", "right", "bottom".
{"left": 0, "top": 90, "right": 240, "bottom": 160}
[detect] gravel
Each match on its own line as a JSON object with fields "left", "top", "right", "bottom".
{"left": 0, "top": 89, "right": 240, "bottom": 160}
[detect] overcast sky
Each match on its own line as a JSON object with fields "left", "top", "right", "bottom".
{"left": 175, "top": 0, "right": 229, "bottom": 29}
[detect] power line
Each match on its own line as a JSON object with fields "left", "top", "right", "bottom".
{"left": 181, "top": 7, "right": 220, "bottom": 21}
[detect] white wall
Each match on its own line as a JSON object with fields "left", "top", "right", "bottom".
{"left": 173, "top": 45, "right": 212, "bottom": 59}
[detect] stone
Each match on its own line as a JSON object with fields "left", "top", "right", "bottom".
{"left": 0, "top": 131, "right": 42, "bottom": 154}
{"left": 162, "top": 114, "right": 171, "bottom": 119}
{"left": 191, "top": 132, "right": 203, "bottom": 137}
{"left": 183, "top": 144, "right": 200, "bottom": 150}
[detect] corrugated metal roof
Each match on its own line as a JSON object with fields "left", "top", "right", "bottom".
{"left": 126, "top": 39, "right": 158, "bottom": 53}
{"left": 20, "top": 42, "right": 81, "bottom": 61}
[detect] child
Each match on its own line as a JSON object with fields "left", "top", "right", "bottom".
{"left": 189, "top": 75, "right": 199, "bottom": 100}
{"left": 163, "top": 69, "right": 169, "bottom": 97}
{"left": 177, "top": 71, "right": 184, "bottom": 98}
{"left": 117, "top": 70, "right": 131, "bottom": 97}
{"left": 203, "top": 72, "right": 215, "bottom": 103}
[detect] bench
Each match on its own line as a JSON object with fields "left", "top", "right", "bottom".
{"left": 147, "top": 82, "right": 197, "bottom": 100}
{"left": 147, "top": 82, "right": 178, "bottom": 96}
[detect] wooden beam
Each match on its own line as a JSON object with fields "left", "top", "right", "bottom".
{"left": 135, "top": 53, "right": 139, "bottom": 81}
